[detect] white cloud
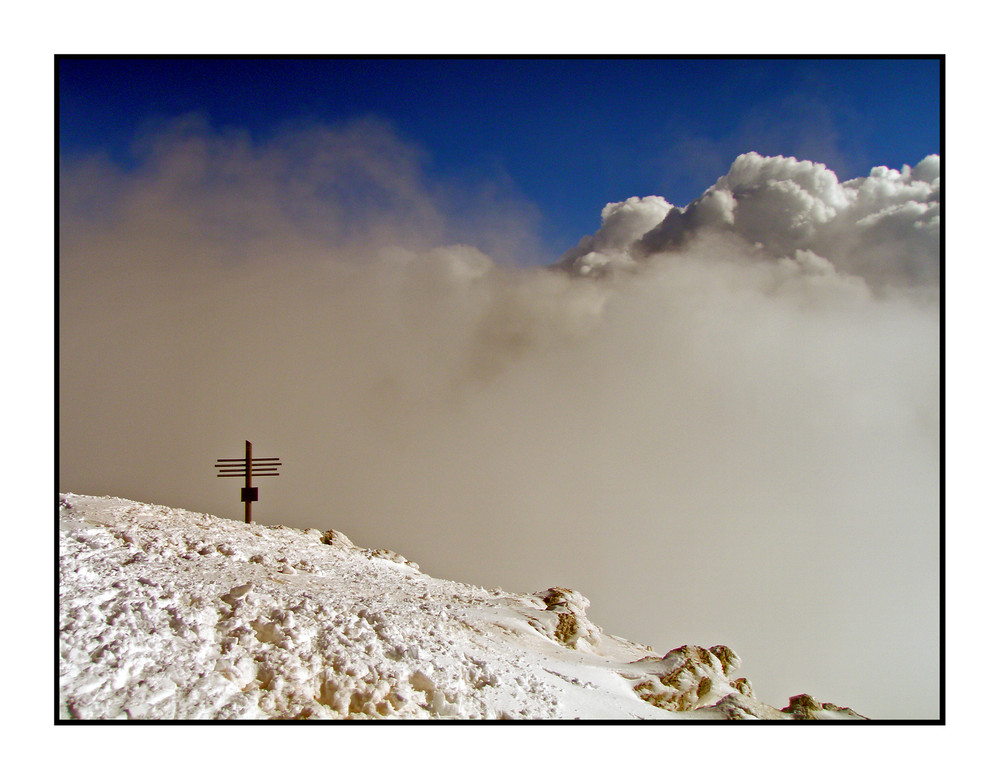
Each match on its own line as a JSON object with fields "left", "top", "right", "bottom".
{"left": 562, "top": 151, "right": 940, "bottom": 291}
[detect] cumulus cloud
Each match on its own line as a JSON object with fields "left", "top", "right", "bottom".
{"left": 561, "top": 151, "right": 940, "bottom": 289}
{"left": 59, "top": 123, "right": 939, "bottom": 719}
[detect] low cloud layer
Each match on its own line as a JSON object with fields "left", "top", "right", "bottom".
{"left": 60, "top": 118, "right": 939, "bottom": 718}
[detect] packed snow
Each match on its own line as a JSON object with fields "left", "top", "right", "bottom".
{"left": 59, "top": 494, "right": 866, "bottom": 720}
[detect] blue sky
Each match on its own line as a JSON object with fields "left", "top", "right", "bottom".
{"left": 59, "top": 56, "right": 941, "bottom": 260}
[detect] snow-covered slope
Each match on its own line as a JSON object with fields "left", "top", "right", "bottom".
{"left": 58, "top": 494, "right": 865, "bottom": 720}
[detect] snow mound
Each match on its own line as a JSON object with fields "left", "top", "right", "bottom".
{"left": 58, "top": 494, "right": 866, "bottom": 720}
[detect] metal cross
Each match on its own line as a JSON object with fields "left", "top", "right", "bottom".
{"left": 214, "top": 440, "right": 282, "bottom": 523}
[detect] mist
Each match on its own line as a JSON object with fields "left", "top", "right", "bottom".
{"left": 59, "top": 116, "right": 939, "bottom": 719}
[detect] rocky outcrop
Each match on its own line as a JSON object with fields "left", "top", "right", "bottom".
{"left": 781, "top": 693, "right": 868, "bottom": 721}
{"left": 520, "top": 589, "right": 867, "bottom": 720}
{"left": 625, "top": 644, "right": 757, "bottom": 713}
{"left": 526, "top": 587, "right": 603, "bottom": 651}
{"left": 623, "top": 644, "right": 866, "bottom": 720}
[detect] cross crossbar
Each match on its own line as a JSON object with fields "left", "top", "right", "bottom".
{"left": 215, "top": 466, "right": 281, "bottom": 471}
{"left": 215, "top": 457, "right": 281, "bottom": 463}
{"left": 215, "top": 467, "right": 280, "bottom": 472}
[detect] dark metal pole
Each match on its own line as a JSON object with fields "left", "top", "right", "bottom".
{"left": 245, "top": 439, "right": 252, "bottom": 524}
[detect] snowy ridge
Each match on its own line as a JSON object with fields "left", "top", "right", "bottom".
{"left": 58, "top": 494, "right": 866, "bottom": 721}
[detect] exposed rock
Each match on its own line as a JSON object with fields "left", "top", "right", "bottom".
{"left": 732, "top": 677, "right": 753, "bottom": 697}
{"left": 624, "top": 645, "right": 865, "bottom": 720}
{"left": 527, "top": 587, "right": 602, "bottom": 651}
{"left": 782, "top": 693, "right": 869, "bottom": 721}
{"left": 318, "top": 528, "right": 352, "bottom": 548}
{"left": 712, "top": 693, "right": 781, "bottom": 720}
{"left": 364, "top": 548, "right": 420, "bottom": 570}
{"left": 626, "top": 644, "right": 739, "bottom": 712}
{"left": 709, "top": 644, "right": 740, "bottom": 676}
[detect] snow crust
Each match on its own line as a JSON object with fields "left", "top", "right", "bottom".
{"left": 59, "top": 494, "right": 865, "bottom": 720}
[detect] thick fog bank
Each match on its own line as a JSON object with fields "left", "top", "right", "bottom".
{"left": 60, "top": 119, "right": 939, "bottom": 718}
